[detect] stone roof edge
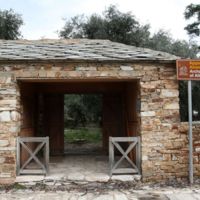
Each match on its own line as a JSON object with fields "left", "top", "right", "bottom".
{"left": 0, "top": 58, "right": 176, "bottom": 65}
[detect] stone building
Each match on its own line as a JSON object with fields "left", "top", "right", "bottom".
{"left": 0, "top": 39, "right": 199, "bottom": 184}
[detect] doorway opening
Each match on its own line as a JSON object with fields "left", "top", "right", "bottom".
{"left": 64, "top": 94, "right": 103, "bottom": 155}
{"left": 17, "top": 80, "right": 140, "bottom": 181}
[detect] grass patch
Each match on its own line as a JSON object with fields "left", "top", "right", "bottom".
{"left": 0, "top": 183, "right": 27, "bottom": 191}
{"left": 64, "top": 127, "right": 102, "bottom": 143}
{"left": 13, "top": 183, "right": 27, "bottom": 190}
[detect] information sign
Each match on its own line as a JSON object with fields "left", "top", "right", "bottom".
{"left": 177, "top": 60, "right": 200, "bottom": 80}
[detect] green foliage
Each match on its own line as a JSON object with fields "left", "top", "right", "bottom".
{"left": 103, "top": 5, "right": 142, "bottom": 45}
{"left": 179, "top": 81, "right": 200, "bottom": 121}
{"left": 184, "top": 4, "right": 200, "bottom": 37}
{"left": 60, "top": 5, "right": 198, "bottom": 58}
{"left": 84, "top": 14, "right": 107, "bottom": 39}
{"left": 13, "top": 183, "right": 26, "bottom": 190}
{"left": 0, "top": 183, "right": 26, "bottom": 191}
{"left": 171, "top": 40, "right": 199, "bottom": 58}
{"left": 64, "top": 127, "right": 101, "bottom": 143}
{"left": 130, "top": 24, "right": 150, "bottom": 47}
{"left": 147, "top": 30, "right": 199, "bottom": 58}
{"left": 64, "top": 94, "right": 102, "bottom": 128}
{"left": 147, "top": 30, "right": 172, "bottom": 53}
{"left": 60, "top": 5, "right": 150, "bottom": 47}
{"left": 179, "top": 81, "right": 188, "bottom": 121}
{"left": 0, "top": 9, "right": 23, "bottom": 40}
{"left": 60, "top": 15, "right": 85, "bottom": 39}
{"left": 192, "top": 82, "right": 200, "bottom": 121}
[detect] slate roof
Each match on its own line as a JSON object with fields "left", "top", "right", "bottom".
{"left": 0, "top": 39, "right": 177, "bottom": 62}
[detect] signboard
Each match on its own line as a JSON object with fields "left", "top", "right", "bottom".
{"left": 177, "top": 60, "right": 200, "bottom": 80}
{"left": 176, "top": 59, "right": 200, "bottom": 184}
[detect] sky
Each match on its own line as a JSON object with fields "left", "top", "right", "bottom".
{"left": 0, "top": 0, "right": 199, "bottom": 42}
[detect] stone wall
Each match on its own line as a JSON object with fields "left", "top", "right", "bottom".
{"left": 179, "top": 122, "right": 200, "bottom": 177}
{"left": 0, "top": 72, "right": 20, "bottom": 184}
{"left": 140, "top": 65, "right": 182, "bottom": 182}
{"left": 0, "top": 61, "right": 182, "bottom": 184}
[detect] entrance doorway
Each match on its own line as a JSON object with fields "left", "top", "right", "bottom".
{"left": 18, "top": 80, "right": 140, "bottom": 180}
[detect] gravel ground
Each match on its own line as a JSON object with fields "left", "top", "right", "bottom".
{"left": 1, "top": 179, "right": 200, "bottom": 200}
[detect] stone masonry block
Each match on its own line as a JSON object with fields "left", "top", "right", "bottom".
{"left": 0, "top": 157, "right": 5, "bottom": 164}
{"left": 0, "top": 140, "right": 9, "bottom": 147}
{"left": 164, "top": 102, "right": 179, "bottom": 110}
{"left": 141, "top": 111, "right": 156, "bottom": 117}
{"left": 0, "top": 111, "right": 11, "bottom": 122}
{"left": 120, "top": 66, "right": 133, "bottom": 71}
{"left": 0, "top": 72, "right": 12, "bottom": 84}
{"left": 76, "top": 66, "right": 97, "bottom": 71}
{"left": 10, "top": 111, "right": 20, "bottom": 121}
{"left": 161, "top": 89, "right": 178, "bottom": 97}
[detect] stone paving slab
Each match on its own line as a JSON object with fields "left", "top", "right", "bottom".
{"left": 16, "top": 174, "right": 141, "bottom": 184}
{"left": 16, "top": 175, "right": 45, "bottom": 183}
{"left": 166, "top": 193, "right": 200, "bottom": 200}
{"left": 1, "top": 188, "right": 200, "bottom": 200}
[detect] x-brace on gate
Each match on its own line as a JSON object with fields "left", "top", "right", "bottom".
{"left": 109, "top": 136, "right": 141, "bottom": 176}
{"left": 17, "top": 137, "right": 49, "bottom": 175}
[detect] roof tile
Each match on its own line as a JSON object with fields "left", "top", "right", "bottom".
{"left": 0, "top": 39, "right": 178, "bottom": 61}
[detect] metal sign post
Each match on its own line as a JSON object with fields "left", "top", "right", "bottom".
{"left": 188, "top": 80, "right": 193, "bottom": 184}
{"left": 177, "top": 59, "right": 200, "bottom": 184}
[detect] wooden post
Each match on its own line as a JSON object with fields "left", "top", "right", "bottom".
{"left": 109, "top": 137, "right": 114, "bottom": 176}
{"left": 136, "top": 136, "right": 141, "bottom": 174}
{"left": 45, "top": 137, "right": 49, "bottom": 173}
{"left": 16, "top": 137, "right": 20, "bottom": 175}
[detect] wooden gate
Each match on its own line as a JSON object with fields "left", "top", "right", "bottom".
{"left": 109, "top": 136, "right": 140, "bottom": 176}
{"left": 17, "top": 137, "right": 49, "bottom": 175}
